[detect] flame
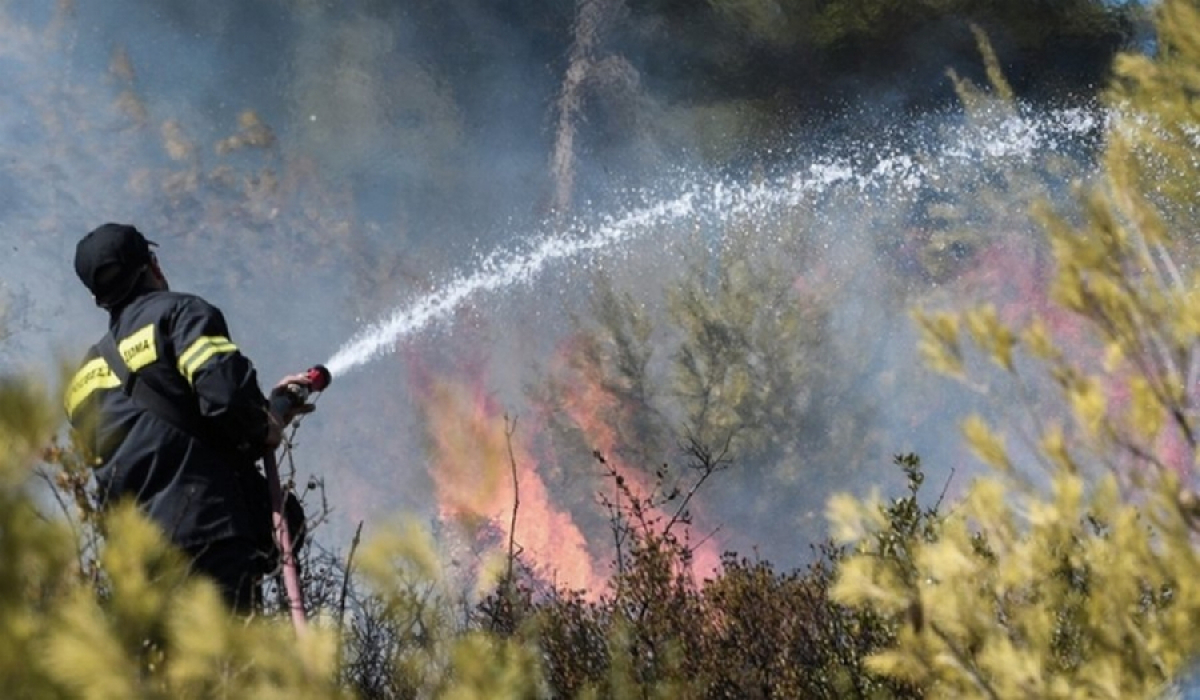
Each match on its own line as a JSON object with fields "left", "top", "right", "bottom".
{"left": 553, "top": 335, "right": 725, "bottom": 582}
{"left": 418, "top": 370, "right": 602, "bottom": 593}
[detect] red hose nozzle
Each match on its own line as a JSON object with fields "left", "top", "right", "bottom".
{"left": 271, "top": 364, "right": 333, "bottom": 418}
{"left": 305, "top": 364, "right": 332, "bottom": 393}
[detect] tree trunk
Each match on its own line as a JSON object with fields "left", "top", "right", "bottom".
{"left": 549, "top": 0, "right": 624, "bottom": 219}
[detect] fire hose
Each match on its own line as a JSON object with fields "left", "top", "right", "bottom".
{"left": 266, "top": 364, "right": 331, "bottom": 634}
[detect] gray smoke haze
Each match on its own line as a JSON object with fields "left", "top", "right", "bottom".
{"left": 0, "top": 0, "right": 1113, "bottom": 570}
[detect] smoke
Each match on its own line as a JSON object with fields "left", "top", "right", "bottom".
{"left": 0, "top": 1, "right": 1117, "bottom": 574}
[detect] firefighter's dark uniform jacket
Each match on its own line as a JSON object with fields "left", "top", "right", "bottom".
{"left": 65, "top": 289, "right": 273, "bottom": 549}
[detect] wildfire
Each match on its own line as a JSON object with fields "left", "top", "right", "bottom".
{"left": 418, "top": 371, "right": 603, "bottom": 593}
{"left": 553, "top": 335, "right": 725, "bottom": 582}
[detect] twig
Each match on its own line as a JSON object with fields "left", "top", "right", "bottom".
{"left": 595, "top": 451, "right": 627, "bottom": 578}
{"left": 929, "top": 622, "right": 1002, "bottom": 700}
{"left": 665, "top": 433, "right": 731, "bottom": 535}
{"left": 933, "top": 467, "right": 957, "bottom": 512}
{"left": 338, "top": 520, "right": 364, "bottom": 632}
{"left": 503, "top": 414, "right": 521, "bottom": 586}
{"left": 690, "top": 524, "right": 723, "bottom": 552}
{"left": 34, "top": 464, "right": 101, "bottom": 580}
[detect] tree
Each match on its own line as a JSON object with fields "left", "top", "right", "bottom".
{"left": 533, "top": 213, "right": 883, "bottom": 560}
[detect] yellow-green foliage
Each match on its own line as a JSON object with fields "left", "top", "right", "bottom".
{"left": 832, "top": 1, "right": 1200, "bottom": 697}
{"left": 831, "top": 465, "right": 1200, "bottom": 698}
{"left": 0, "top": 377, "right": 73, "bottom": 694}
{"left": 1109, "top": 0, "right": 1200, "bottom": 223}
{"left": 3, "top": 375, "right": 553, "bottom": 699}
{"left": 0, "top": 378, "right": 345, "bottom": 699}
{"left": 351, "top": 520, "right": 546, "bottom": 698}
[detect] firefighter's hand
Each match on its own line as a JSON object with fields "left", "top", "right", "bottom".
{"left": 273, "top": 372, "right": 313, "bottom": 393}
{"left": 265, "top": 374, "right": 318, "bottom": 449}
{"left": 270, "top": 374, "right": 318, "bottom": 419}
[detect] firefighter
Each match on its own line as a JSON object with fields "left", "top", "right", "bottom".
{"left": 65, "top": 222, "right": 313, "bottom": 612}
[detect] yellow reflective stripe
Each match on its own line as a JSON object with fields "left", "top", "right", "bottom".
{"left": 65, "top": 357, "right": 120, "bottom": 417}
{"left": 118, "top": 323, "right": 158, "bottom": 372}
{"left": 177, "top": 335, "right": 237, "bottom": 384}
{"left": 181, "top": 342, "right": 237, "bottom": 384}
{"left": 177, "top": 335, "right": 234, "bottom": 372}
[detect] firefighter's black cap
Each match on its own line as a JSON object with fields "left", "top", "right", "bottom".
{"left": 75, "top": 223, "right": 158, "bottom": 307}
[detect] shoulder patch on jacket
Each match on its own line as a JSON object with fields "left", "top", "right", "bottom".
{"left": 119, "top": 323, "right": 158, "bottom": 372}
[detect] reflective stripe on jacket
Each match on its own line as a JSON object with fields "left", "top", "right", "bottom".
{"left": 65, "top": 289, "right": 273, "bottom": 548}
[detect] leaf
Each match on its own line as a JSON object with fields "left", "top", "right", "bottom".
{"left": 962, "top": 414, "right": 1011, "bottom": 473}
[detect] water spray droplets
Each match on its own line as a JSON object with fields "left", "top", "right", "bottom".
{"left": 326, "top": 105, "right": 1106, "bottom": 376}
{"left": 325, "top": 193, "right": 703, "bottom": 375}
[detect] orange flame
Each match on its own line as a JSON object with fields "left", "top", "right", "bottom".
{"left": 553, "top": 335, "right": 725, "bottom": 582}
{"left": 419, "top": 374, "right": 602, "bottom": 593}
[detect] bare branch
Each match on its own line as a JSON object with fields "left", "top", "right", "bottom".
{"left": 503, "top": 413, "right": 521, "bottom": 586}
{"left": 338, "top": 520, "right": 364, "bottom": 633}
